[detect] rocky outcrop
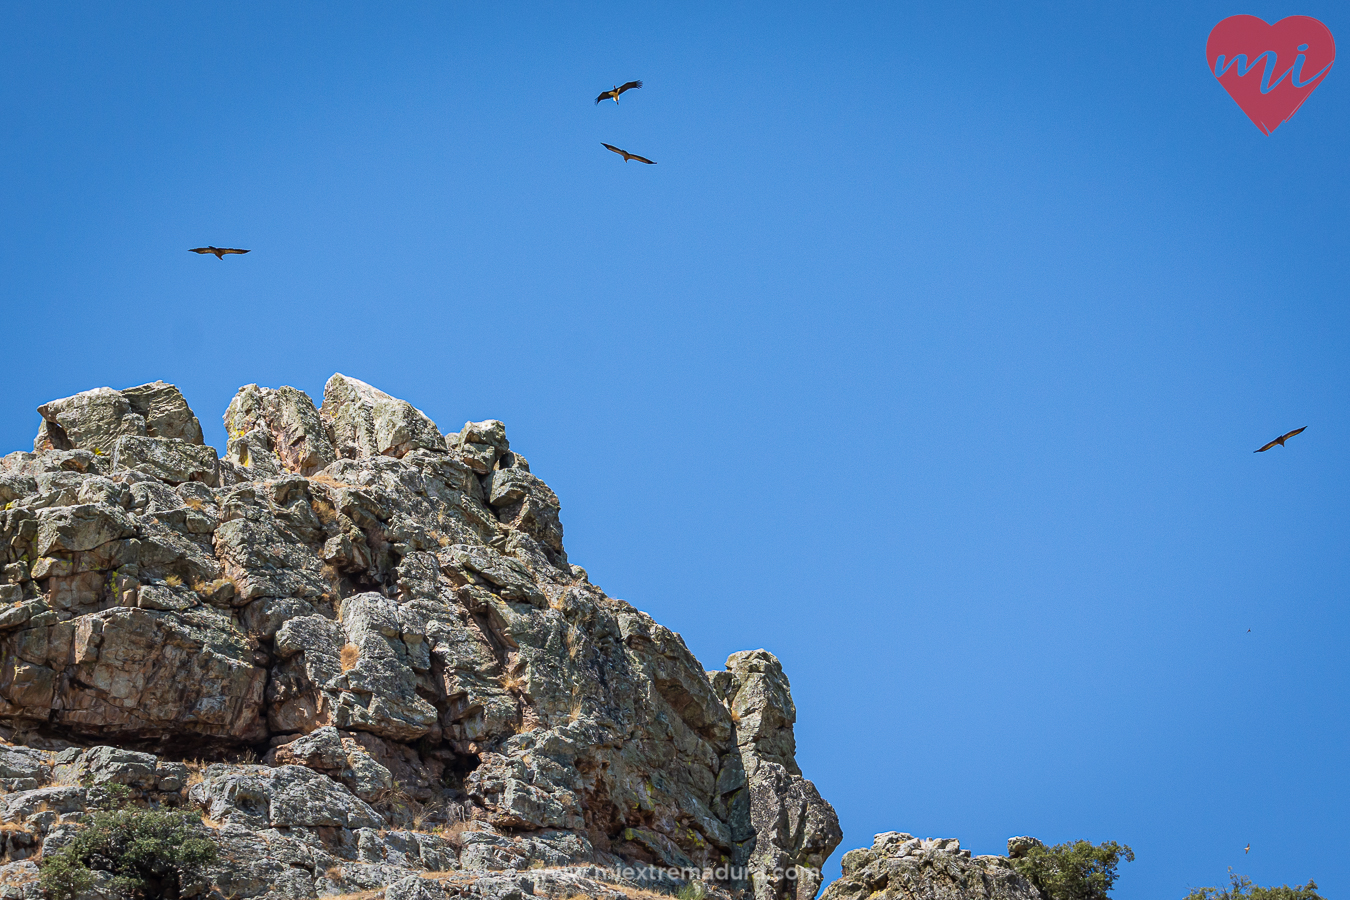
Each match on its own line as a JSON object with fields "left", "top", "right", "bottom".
{"left": 34, "top": 381, "right": 204, "bottom": 454}
{"left": 709, "top": 652, "right": 842, "bottom": 900}
{"left": 224, "top": 384, "right": 335, "bottom": 478}
{"left": 820, "top": 832, "right": 1040, "bottom": 900}
{"left": 323, "top": 374, "right": 444, "bottom": 460}
{"left": 0, "top": 376, "right": 840, "bottom": 900}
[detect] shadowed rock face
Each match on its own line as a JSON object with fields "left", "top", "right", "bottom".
{"left": 0, "top": 376, "right": 840, "bottom": 900}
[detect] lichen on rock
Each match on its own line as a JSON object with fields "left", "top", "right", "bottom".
{"left": 822, "top": 832, "right": 1040, "bottom": 900}
{"left": 0, "top": 375, "right": 841, "bottom": 900}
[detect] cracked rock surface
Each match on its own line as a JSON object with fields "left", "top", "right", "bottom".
{"left": 0, "top": 376, "right": 841, "bottom": 900}
{"left": 821, "top": 832, "right": 1041, "bottom": 900}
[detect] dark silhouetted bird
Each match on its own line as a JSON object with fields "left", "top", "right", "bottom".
{"left": 1244, "top": 844, "right": 1250, "bottom": 854}
{"left": 601, "top": 143, "right": 656, "bottom": 164}
{"left": 1254, "top": 426, "right": 1307, "bottom": 453}
{"left": 190, "top": 247, "right": 250, "bottom": 260}
{"left": 596, "top": 81, "right": 642, "bottom": 104}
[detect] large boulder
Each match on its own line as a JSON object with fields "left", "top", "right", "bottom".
{"left": 34, "top": 382, "right": 203, "bottom": 454}
{"left": 120, "top": 381, "right": 205, "bottom": 444}
{"left": 224, "top": 384, "right": 336, "bottom": 477}
{"left": 35, "top": 387, "right": 146, "bottom": 454}
{"left": 822, "top": 833, "right": 1041, "bottom": 900}
{"left": 322, "top": 374, "right": 444, "bottom": 459}
{"left": 189, "top": 763, "right": 382, "bottom": 829}
{"left": 453, "top": 419, "right": 509, "bottom": 473}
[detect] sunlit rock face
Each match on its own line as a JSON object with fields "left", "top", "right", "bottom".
{"left": 822, "top": 833, "right": 1041, "bottom": 900}
{"left": 0, "top": 375, "right": 840, "bottom": 900}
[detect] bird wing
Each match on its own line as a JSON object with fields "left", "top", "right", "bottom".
{"left": 601, "top": 142, "right": 625, "bottom": 156}
{"left": 617, "top": 80, "right": 643, "bottom": 93}
{"left": 189, "top": 248, "right": 214, "bottom": 254}
{"left": 595, "top": 89, "right": 616, "bottom": 104}
{"left": 1280, "top": 426, "right": 1308, "bottom": 442}
{"left": 629, "top": 153, "right": 656, "bottom": 164}
{"left": 218, "top": 248, "right": 250, "bottom": 255}
{"left": 1254, "top": 438, "right": 1281, "bottom": 453}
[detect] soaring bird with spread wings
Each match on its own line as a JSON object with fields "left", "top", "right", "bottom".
{"left": 1254, "top": 426, "right": 1307, "bottom": 453}
{"left": 190, "top": 247, "right": 250, "bottom": 260}
{"left": 601, "top": 143, "right": 656, "bottom": 164}
{"left": 596, "top": 80, "right": 642, "bottom": 104}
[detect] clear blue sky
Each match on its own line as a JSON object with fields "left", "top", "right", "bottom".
{"left": 2, "top": 3, "right": 1347, "bottom": 896}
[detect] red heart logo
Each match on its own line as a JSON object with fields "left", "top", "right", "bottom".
{"left": 1206, "top": 15, "right": 1335, "bottom": 134}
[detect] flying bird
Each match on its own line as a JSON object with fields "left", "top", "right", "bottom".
{"left": 190, "top": 247, "right": 250, "bottom": 260}
{"left": 1244, "top": 844, "right": 1250, "bottom": 854}
{"left": 1254, "top": 426, "right": 1307, "bottom": 453}
{"left": 595, "top": 80, "right": 642, "bottom": 104}
{"left": 601, "top": 143, "right": 656, "bottom": 165}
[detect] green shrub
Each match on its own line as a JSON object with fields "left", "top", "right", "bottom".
{"left": 1182, "top": 868, "right": 1324, "bottom": 900}
{"left": 38, "top": 787, "right": 217, "bottom": 900}
{"left": 1010, "top": 839, "right": 1135, "bottom": 900}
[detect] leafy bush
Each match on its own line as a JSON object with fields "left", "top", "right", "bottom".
{"left": 39, "top": 786, "right": 217, "bottom": 900}
{"left": 1010, "top": 839, "right": 1135, "bottom": 900}
{"left": 1182, "top": 868, "right": 1324, "bottom": 900}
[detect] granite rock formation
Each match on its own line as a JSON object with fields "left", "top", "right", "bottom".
{"left": 820, "top": 833, "right": 1041, "bottom": 900}
{"left": 0, "top": 376, "right": 841, "bottom": 900}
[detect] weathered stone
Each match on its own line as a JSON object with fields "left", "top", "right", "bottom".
{"left": 77, "top": 745, "right": 160, "bottom": 788}
{"left": 452, "top": 420, "right": 509, "bottom": 474}
{"left": 0, "top": 606, "right": 271, "bottom": 744}
{"left": 214, "top": 516, "right": 329, "bottom": 602}
{"left": 190, "top": 763, "right": 384, "bottom": 833}
{"left": 35, "top": 387, "right": 146, "bottom": 454}
{"left": 444, "top": 544, "right": 546, "bottom": 607}
{"left": 711, "top": 649, "right": 840, "bottom": 900}
{"left": 110, "top": 435, "right": 220, "bottom": 486}
{"left": 323, "top": 374, "right": 444, "bottom": 459}
{"left": 1005, "top": 836, "right": 1044, "bottom": 859}
{"left": 0, "top": 474, "right": 37, "bottom": 506}
{"left": 387, "top": 875, "right": 451, "bottom": 900}
{"left": 119, "top": 381, "right": 204, "bottom": 444}
{"left": 334, "top": 593, "right": 440, "bottom": 741}
{"left": 224, "top": 384, "right": 336, "bottom": 476}
{"left": 821, "top": 833, "right": 1038, "bottom": 900}
{"left": 0, "top": 377, "right": 845, "bottom": 900}
{"left": 0, "top": 746, "right": 49, "bottom": 784}
{"left": 199, "top": 823, "right": 319, "bottom": 900}
{"left": 34, "top": 504, "right": 137, "bottom": 556}
{"left": 0, "top": 600, "right": 42, "bottom": 632}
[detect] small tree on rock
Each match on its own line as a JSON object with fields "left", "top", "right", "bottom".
{"left": 1009, "top": 839, "right": 1135, "bottom": 900}
{"left": 39, "top": 785, "right": 217, "bottom": 900}
{"left": 1182, "top": 868, "right": 1324, "bottom": 900}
